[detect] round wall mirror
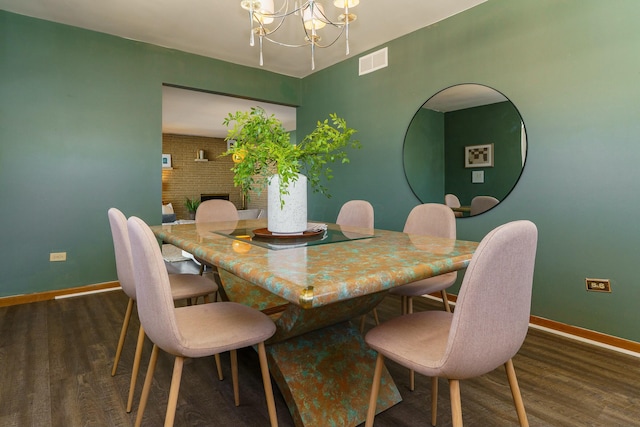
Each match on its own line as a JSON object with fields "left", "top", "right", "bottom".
{"left": 403, "top": 84, "right": 527, "bottom": 217}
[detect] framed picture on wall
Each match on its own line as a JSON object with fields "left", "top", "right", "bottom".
{"left": 464, "top": 143, "right": 494, "bottom": 168}
{"left": 162, "top": 153, "right": 172, "bottom": 168}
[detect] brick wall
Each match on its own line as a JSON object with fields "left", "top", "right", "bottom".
{"left": 162, "top": 134, "right": 267, "bottom": 219}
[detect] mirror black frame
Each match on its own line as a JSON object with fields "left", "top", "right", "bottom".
{"left": 403, "top": 83, "right": 527, "bottom": 217}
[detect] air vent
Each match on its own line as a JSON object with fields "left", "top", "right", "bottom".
{"left": 359, "top": 47, "right": 388, "bottom": 76}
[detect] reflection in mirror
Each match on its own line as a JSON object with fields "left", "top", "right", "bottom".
{"left": 403, "top": 84, "right": 526, "bottom": 217}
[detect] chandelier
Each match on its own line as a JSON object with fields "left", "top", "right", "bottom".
{"left": 240, "top": 0, "right": 360, "bottom": 70}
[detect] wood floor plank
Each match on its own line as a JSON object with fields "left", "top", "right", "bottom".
{"left": 2, "top": 261, "right": 640, "bottom": 426}
{"left": 0, "top": 302, "right": 52, "bottom": 427}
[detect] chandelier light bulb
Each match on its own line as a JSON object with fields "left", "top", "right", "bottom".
{"left": 303, "top": 3, "right": 327, "bottom": 31}
{"left": 241, "top": 0, "right": 275, "bottom": 24}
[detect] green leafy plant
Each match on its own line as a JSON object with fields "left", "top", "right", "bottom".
{"left": 221, "top": 107, "right": 359, "bottom": 207}
{"left": 185, "top": 197, "right": 201, "bottom": 213}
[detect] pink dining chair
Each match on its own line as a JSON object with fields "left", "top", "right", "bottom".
{"left": 194, "top": 199, "right": 239, "bottom": 275}
{"left": 335, "top": 200, "right": 378, "bottom": 332}
{"left": 365, "top": 220, "right": 538, "bottom": 427}
{"left": 390, "top": 203, "right": 457, "bottom": 315}
{"left": 108, "top": 208, "right": 220, "bottom": 413}
{"left": 388, "top": 203, "right": 458, "bottom": 390}
{"left": 470, "top": 195, "right": 499, "bottom": 215}
{"left": 445, "top": 193, "right": 464, "bottom": 218}
{"left": 127, "top": 216, "right": 278, "bottom": 427}
{"left": 336, "top": 199, "right": 374, "bottom": 229}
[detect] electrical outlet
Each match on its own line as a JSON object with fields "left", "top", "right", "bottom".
{"left": 50, "top": 252, "right": 67, "bottom": 262}
{"left": 585, "top": 278, "right": 611, "bottom": 293}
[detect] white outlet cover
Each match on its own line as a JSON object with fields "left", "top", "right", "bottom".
{"left": 472, "top": 170, "right": 484, "bottom": 183}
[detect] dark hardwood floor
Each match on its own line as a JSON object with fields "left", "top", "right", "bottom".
{"left": 2, "top": 259, "right": 640, "bottom": 426}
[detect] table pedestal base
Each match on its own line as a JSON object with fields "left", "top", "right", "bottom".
{"left": 266, "top": 321, "right": 401, "bottom": 427}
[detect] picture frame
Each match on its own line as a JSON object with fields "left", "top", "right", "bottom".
{"left": 161, "top": 153, "right": 172, "bottom": 168}
{"left": 464, "top": 143, "right": 494, "bottom": 168}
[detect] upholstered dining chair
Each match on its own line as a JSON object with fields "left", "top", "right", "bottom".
{"left": 127, "top": 216, "right": 278, "bottom": 427}
{"left": 470, "top": 195, "right": 499, "bottom": 215}
{"left": 108, "top": 208, "right": 220, "bottom": 413}
{"left": 336, "top": 199, "right": 374, "bottom": 229}
{"left": 390, "top": 203, "right": 457, "bottom": 314}
{"left": 195, "top": 199, "right": 240, "bottom": 275}
{"left": 445, "top": 193, "right": 464, "bottom": 218}
{"left": 388, "top": 203, "right": 458, "bottom": 390}
{"left": 365, "top": 220, "right": 538, "bottom": 427}
{"left": 335, "top": 200, "right": 378, "bottom": 332}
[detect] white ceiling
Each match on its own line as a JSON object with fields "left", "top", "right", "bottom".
{"left": 424, "top": 84, "right": 507, "bottom": 113}
{"left": 1, "top": 0, "right": 489, "bottom": 137}
{"left": 162, "top": 86, "right": 298, "bottom": 138}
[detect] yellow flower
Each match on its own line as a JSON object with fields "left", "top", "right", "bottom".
{"left": 232, "top": 148, "right": 247, "bottom": 163}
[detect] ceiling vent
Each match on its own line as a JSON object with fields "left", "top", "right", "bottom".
{"left": 359, "top": 47, "right": 388, "bottom": 76}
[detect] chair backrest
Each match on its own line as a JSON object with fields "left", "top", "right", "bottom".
{"left": 336, "top": 200, "right": 374, "bottom": 229}
{"left": 470, "top": 196, "right": 499, "bottom": 215}
{"left": 440, "top": 220, "right": 538, "bottom": 379}
{"left": 195, "top": 199, "right": 239, "bottom": 223}
{"left": 107, "top": 208, "right": 136, "bottom": 300}
{"left": 403, "top": 203, "right": 456, "bottom": 239}
{"left": 444, "top": 194, "right": 461, "bottom": 209}
{"left": 127, "top": 216, "right": 184, "bottom": 355}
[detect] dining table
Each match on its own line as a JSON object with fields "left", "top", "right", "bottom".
{"left": 151, "top": 219, "right": 478, "bottom": 427}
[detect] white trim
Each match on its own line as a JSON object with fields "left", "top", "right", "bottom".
{"left": 55, "top": 286, "right": 121, "bottom": 300}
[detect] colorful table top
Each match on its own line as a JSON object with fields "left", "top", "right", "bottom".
{"left": 151, "top": 219, "right": 478, "bottom": 308}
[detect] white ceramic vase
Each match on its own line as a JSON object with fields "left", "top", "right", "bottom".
{"left": 267, "top": 173, "right": 307, "bottom": 233}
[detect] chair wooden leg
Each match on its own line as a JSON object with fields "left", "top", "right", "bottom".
{"left": 214, "top": 353, "right": 224, "bottom": 381}
{"left": 127, "top": 325, "right": 146, "bottom": 412}
{"left": 406, "top": 295, "right": 415, "bottom": 392}
{"left": 365, "top": 353, "right": 385, "bottom": 427}
{"left": 231, "top": 349, "right": 239, "bottom": 406}
{"left": 400, "top": 296, "right": 407, "bottom": 315}
{"left": 431, "top": 377, "right": 438, "bottom": 426}
{"left": 449, "top": 379, "right": 463, "bottom": 427}
{"left": 164, "top": 356, "right": 184, "bottom": 427}
{"left": 135, "top": 344, "right": 159, "bottom": 427}
{"left": 505, "top": 359, "right": 529, "bottom": 427}
{"left": 372, "top": 308, "right": 380, "bottom": 325}
{"left": 441, "top": 290, "right": 452, "bottom": 313}
{"left": 112, "top": 297, "right": 134, "bottom": 376}
{"left": 257, "top": 342, "right": 279, "bottom": 427}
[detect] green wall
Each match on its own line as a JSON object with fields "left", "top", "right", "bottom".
{"left": 403, "top": 101, "right": 522, "bottom": 207}
{"left": 301, "top": 0, "right": 640, "bottom": 342}
{"left": 0, "top": 11, "right": 299, "bottom": 297}
{"left": 403, "top": 108, "right": 444, "bottom": 203}
{"left": 3, "top": 0, "right": 640, "bottom": 343}
{"left": 445, "top": 101, "right": 523, "bottom": 206}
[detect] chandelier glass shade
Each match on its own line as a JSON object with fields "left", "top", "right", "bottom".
{"left": 240, "top": 0, "right": 359, "bottom": 70}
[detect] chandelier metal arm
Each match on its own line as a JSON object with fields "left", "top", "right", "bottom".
{"left": 241, "top": 0, "right": 358, "bottom": 70}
